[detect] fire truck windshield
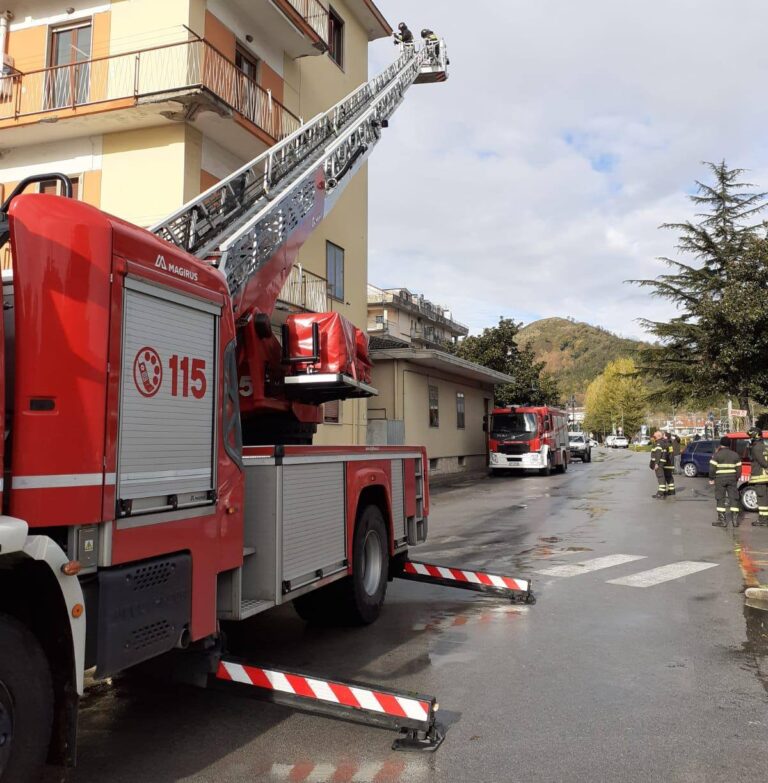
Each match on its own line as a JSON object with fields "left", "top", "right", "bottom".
{"left": 491, "top": 413, "right": 538, "bottom": 441}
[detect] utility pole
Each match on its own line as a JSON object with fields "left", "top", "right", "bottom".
{"left": 727, "top": 399, "right": 733, "bottom": 434}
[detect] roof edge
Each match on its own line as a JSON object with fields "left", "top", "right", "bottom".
{"left": 370, "top": 348, "right": 515, "bottom": 385}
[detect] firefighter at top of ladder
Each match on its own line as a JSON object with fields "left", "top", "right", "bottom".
{"left": 394, "top": 22, "right": 414, "bottom": 46}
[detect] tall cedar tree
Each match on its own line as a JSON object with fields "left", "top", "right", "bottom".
{"left": 453, "top": 318, "right": 561, "bottom": 406}
{"left": 632, "top": 161, "right": 768, "bottom": 409}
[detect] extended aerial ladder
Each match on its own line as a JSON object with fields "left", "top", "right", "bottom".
{"left": 148, "top": 41, "right": 448, "bottom": 442}
{"left": 151, "top": 41, "right": 447, "bottom": 316}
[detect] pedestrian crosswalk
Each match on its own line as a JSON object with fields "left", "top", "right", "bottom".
{"left": 537, "top": 554, "right": 646, "bottom": 577}
{"left": 535, "top": 554, "right": 718, "bottom": 588}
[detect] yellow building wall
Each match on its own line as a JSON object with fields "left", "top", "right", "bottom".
{"left": 100, "top": 124, "right": 201, "bottom": 227}
{"left": 108, "top": 0, "right": 205, "bottom": 52}
{"left": 369, "top": 360, "right": 493, "bottom": 472}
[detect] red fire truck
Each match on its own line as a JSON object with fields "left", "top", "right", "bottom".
{"left": 488, "top": 405, "right": 570, "bottom": 476}
{"left": 0, "top": 40, "right": 535, "bottom": 782}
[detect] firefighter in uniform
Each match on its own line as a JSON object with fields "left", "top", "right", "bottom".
{"left": 748, "top": 427, "right": 768, "bottom": 526}
{"left": 663, "top": 432, "right": 676, "bottom": 496}
{"left": 421, "top": 28, "right": 440, "bottom": 57}
{"left": 708, "top": 437, "right": 742, "bottom": 527}
{"left": 394, "top": 22, "right": 414, "bottom": 45}
{"left": 650, "top": 430, "right": 671, "bottom": 499}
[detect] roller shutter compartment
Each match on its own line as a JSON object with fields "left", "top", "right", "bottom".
{"left": 117, "top": 280, "right": 219, "bottom": 515}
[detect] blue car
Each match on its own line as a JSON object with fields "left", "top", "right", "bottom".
{"left": 681, "top": 439, "right": 717, "bottom": 477}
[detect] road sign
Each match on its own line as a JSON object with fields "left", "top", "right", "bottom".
{"left": 731, "top": 409, "right": 748, "bottom": 417}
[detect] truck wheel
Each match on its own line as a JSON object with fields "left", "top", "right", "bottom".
{"left": 539, "top": 457, "right": 551, "bottom": 477}
{"left": 0, "top": 613, "right": 53, "bottom": 783}
{"left": 293, "top": 505, "right": 389, "bottom": 626}
{"left": 340, "top": 505, "right": 390, "bottom": 625}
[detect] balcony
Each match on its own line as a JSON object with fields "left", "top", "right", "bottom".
{"left": 367, "top": 285, "right": 469, "bottom": 338}
{"left": 277, "top": 265, "right": 328, "bottom": 312}
{"left": 229, "top": 0, "right": 329, "bottom": 58}
{"left": 0, "top": 38, "right": 301, "bottom": 153}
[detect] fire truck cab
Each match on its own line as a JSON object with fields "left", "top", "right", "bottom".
{"left": 488, "top": 405, "right": 569, "bottom": 476}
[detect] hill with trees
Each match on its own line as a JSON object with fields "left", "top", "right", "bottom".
{"left": 516, "top": 317, "right": 648, "bottom": 401}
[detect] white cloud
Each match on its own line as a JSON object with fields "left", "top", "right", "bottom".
{"left": 367, "top": 0, "right": 768, "bottom": 339}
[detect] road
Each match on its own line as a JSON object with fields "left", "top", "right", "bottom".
{"left": 68, "top": 449, "right": 768, "bottom": 783}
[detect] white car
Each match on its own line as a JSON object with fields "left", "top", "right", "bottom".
{"left": 613, "top": 435, "right": 629, "bottom": 448}
{"left": 605, "top": 435, "right": 616, "bottom": 447}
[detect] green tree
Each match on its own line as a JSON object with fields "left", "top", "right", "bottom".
{"left": 584, "top": 358, "right": 648, "bottom": 437}
{"left": 454, "top": 318, "right": 561, "bottom": 406}
{"left": 632, "top": 161, "right": 768, "bottom": 409}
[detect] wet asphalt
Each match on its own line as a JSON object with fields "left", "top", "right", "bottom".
{"left": 64, "top": 449, "right": 768, "bottom": 783}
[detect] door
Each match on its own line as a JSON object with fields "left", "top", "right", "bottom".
{"left": 694, "top": 441, "right": 715, "bottom": 474}
{"left": 46, "top": 21, "right": 92, "bottom": 110}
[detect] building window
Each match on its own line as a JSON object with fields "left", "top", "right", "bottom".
{"left": 235, "top": 44, "right": 259, "bottom": 82}
{"left": 375, "top": 314, "right": 384, "bottom": 324}
{"left": 40, "top": 176, "right": 79, "bottom": 199}
{"left": 328, "top": 7, "right": 344, "bottom": 68}
{"left": 429, "top": 458, "right": 438, "bottom": 471}
{"left": 428, "top": 384, "right": 439, "bottom": 428}
{"left": 326, "top": 241, "right": 344, "bottom": 301}
{"left": 47, "top": 21, "right": 92, "bottom": 109}
{"left": 456, "top": 392, "right": 465, "bottom": 429}
{"left": 324, "top": 399, "right": 340, "bottom": 424}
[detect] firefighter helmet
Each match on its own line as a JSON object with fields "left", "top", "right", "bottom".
{"left": 748, "top": 426, "right": 762, "bottom": 440}
{"left": 421, "top": 29, "right": 433, "bottom": 38}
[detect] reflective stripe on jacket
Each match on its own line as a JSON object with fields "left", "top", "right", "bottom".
{"left": 708, "top": 447, "right": 742, "bottom": 480}
{"left": 751, "top": 439, "right": 768, "bottom": 483}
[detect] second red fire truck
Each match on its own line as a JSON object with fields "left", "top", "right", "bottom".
{"left": 488, "top": 405, "right": 570, "bottom": 476}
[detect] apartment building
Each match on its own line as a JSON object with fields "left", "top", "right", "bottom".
{"left": 0, "top": 0, "right": 391, "bottom": 445}
{"left": 367, "top": 284, "right": 469, "bottom": 349}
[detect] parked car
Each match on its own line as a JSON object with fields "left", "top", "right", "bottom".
{"left": 569, "top": 432, "right": 592, "bottom": 463}
{"left": 605, "top": 435, "right": 616, "bottom": 447}
{"left": 681, "top": 439, "right": 717, "bottom": 477}
{"left": 612, "top": 435, "right": 629, "bottom": 448}
{"left": 589, "top": 438, "right": 598, "bottom": 448}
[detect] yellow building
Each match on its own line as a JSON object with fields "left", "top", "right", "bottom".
{"left": 0, "top": 0, "right": 391, "bottom": 445}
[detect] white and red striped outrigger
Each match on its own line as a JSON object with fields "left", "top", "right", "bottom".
{"left": 214, "top": 660, "right": 444, "bottom": 752}
{"left": 398, "top": 560, "right": 536, "bottom": 604}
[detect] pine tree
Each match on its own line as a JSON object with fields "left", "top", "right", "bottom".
{"left": 632, "top": 161, "right": 768, "bottom": 408}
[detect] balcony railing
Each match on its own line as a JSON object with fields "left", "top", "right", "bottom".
{"left": 285, "top": 0, "right": 330, "bottom": 44}
{"left": 367, "top": 285, "right": 470, "bottom": 335}
{"left": 0, "top": 38, "right": 301, "bottom": 142}
{"left": 278, "top": 265, "right": 328, "bottom": 312}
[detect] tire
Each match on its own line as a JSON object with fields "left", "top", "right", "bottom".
{"left": 294, "top": 505, "right": 389, "bottom": 626}
{"left": 741, "top": 485, "right": 759, "bottom": 513}
{"left": 539, "top": 456, "right": 552, "bottom": 477}
{"left": 0, "top": 613, "right": 53, "bottom": 783}
{"left": 683, "top": 462, "right": 698, "bottom": 478}
{"left": 557, "top": 452, "right": 568, "bottom": 473}
{"left": 584, "top": 451, "right": 591, "bottom": 463}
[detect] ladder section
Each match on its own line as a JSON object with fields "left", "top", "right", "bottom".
{"left": 150, "top": 43, "right": 446, "bottom": 314}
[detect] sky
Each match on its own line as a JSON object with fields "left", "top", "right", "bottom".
{"left": 366, "top": 0, "right": 768, "bottom": 339}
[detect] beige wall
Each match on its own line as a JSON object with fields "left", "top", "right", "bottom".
{"left": 109, "top": 0, "right": 205, "bottom": 53}
{"left": 101, "top": 124, "right": 201, "bottom": 227}
{"left": 369, "top": 359, "right": 494, "bottom": 474}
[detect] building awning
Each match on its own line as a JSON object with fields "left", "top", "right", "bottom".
{"left": 370, "top": 348, "right": 515, "bottom": 386}
{"left": 347, "top": 0, "right": 392, "bottom": 40}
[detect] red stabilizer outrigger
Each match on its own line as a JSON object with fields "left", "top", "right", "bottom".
{"left": 214, "top": 660, "right": 444, "bottom": 752}
{"left": 398, "top": 560, "right": 536, "bottom": 604}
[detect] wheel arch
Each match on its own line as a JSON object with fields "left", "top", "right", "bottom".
{"left": 354, "top": 485, "right": 393, "bottom": 555}
{"left": 0, "top": 520, "right": 86, "bottom": 767}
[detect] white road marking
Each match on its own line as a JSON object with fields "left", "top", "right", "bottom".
{"left": 606, "top": 561, "right": 718, "bottom": 588}
{"left": 536, "top": 554, "right": 646, "bottom": 577}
